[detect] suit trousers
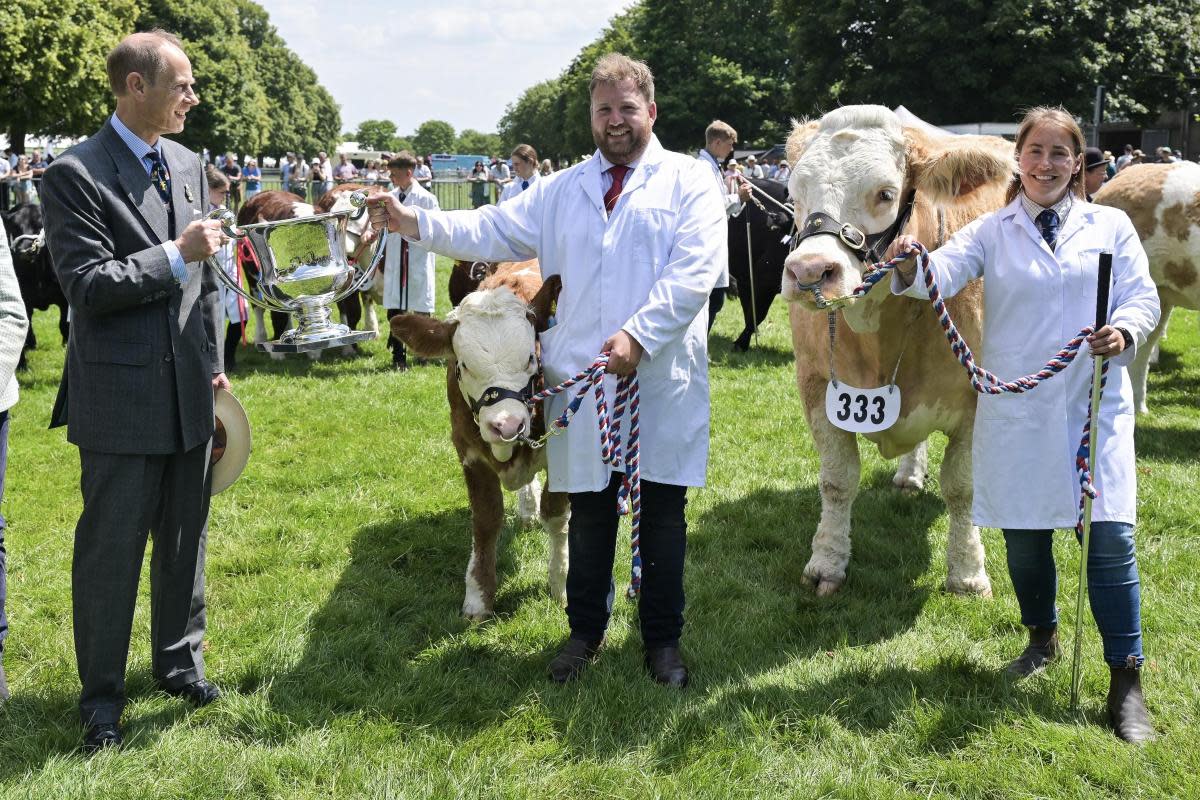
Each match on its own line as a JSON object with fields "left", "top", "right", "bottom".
{"left": 566, "top": 473, "right": 687, "bottom": 648}
{"left": 73, "top": 440, "right": 212, "bottom": 725}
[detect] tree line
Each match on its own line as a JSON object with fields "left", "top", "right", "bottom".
{"left": 499, "top": 0, "right": 1200, "bottom": 159}
{"left": 348, "top": 119, "right": 506, "bottom": 160}
{"left": 0, "top": 0, "right": 341, "bottom": 157}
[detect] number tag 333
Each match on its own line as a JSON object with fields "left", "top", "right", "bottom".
{"left": 825, "top": 382, "right": 901, "bottom": 433}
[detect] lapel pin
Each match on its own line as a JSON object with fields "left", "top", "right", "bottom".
{"left": 184, "top": 184, "right": 194, "bottom": 203}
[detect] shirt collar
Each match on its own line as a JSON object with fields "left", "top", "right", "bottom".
{"left": 597, "top": 150, "right": 642, "bottom": 176}
{"left": 110, "top": 113, "right": 161, "bottom": 163}
{"left": 1020, "top": 188, "right": 1074, "bottom": 223}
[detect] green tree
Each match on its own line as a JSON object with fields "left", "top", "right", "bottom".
{"left": 499, "top": 79, "right": 567, "bottom": 157}
{"left": 388, "top": 136, "right": 415, "bottom": 154}
{"left": 411, "top": 120, "right": 456, "bottom": 155}
{"left": 456, "top": 129, "right": 504, "bottom": 156}
{"left": 354, "top": 119, "right": 399, "bottom": 150}
{"left": 0, "top": 0, "right": 141, "bottom": 152}
{"left": 778, "top": 0, "right": 1200, "bottom": 125}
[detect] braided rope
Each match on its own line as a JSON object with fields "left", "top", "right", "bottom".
{"left": 528, "top": 355, "right": 643, "bottom": 597}
{"left": 823, "top": 243, "right": 1107, "bottom": 534}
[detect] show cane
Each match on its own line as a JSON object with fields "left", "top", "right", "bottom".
{"left": 1070, "top": 250, "right": 1113, "bottom": 714}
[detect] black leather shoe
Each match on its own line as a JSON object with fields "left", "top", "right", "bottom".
{"left": 1005, "top": 625, "right": 1059, "bottom": 678}
{"left": 645, "top": 646, "right": 689, "bottom": 688}
{"left": 1108, "top": 664, "right": 1155, "bottom": 744}
{"left": 82, "top": 723, "right": 123, "bottom": 755}
{"left": 161, "top": 678, "right": 221, "bottom": 707}
{"left": 547, "top": 637, "right": 602, "bottom": 684}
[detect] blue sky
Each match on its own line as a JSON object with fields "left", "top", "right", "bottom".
{"left": 256, "top": 0, "right": 636, "bottom": 136}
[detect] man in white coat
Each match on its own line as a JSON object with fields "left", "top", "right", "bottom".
{"left": 369, "top": 53, "right": 726, "bottom": 687}
{"left": 383, "top": 152, "right": 440, "bottom": 370}
{"left": 697, "top": 119, "right": 751, "bottom": 330}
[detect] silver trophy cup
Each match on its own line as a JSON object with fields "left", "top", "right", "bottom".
{"left": 206, "top": 190, "right": 387, "bottom": 353}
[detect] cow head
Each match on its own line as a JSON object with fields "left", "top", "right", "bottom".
{"left": 325, "top": 188, "right": 380, "bottom": 270}
{"left": 391, "top": 277, "right": 560, "bottom": 462}
{"left": 782, "top": 105, "right": 1013, "bottom": 326}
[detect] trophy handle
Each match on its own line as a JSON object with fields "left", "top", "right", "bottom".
{"left": 338, "top": 227, "right": 388, "bottom": 299}
{"left": 348, "top": 189, "right": 369, "bottom": 221}
{"left": 203, "top": 208, "right": 292, "bottom": 313}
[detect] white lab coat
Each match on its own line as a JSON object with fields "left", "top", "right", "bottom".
{"left": 382, "top": 182, "right": 439, "bottom": 312}
{"left": 498, "top": 170, "right": 538, "bottom": 204}
{"left": 893, "top": 195, "right": 1159, "bottom": 528}
{"left": 413, "top": 135, "right": 728, "bottom": 491}
{"left": 697, "top": 148, "right": 744, "bottom": 218}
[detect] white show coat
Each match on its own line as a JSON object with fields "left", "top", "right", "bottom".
{"left": 894, "top": 195, "right": 1159, "bottom": 528}
{"left": 498, "top": 169, "right": 538, "bottom": 204}
{"left": 382, "top": 181, "right": 439, "bottom": 313}
{"left": 209, "top": 205, "right": 245, "bottom": 324}
{"left": 413, "top": 135, "right": 728, "bottom": 491}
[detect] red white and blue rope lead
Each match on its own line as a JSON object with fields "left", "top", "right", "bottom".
{"left": 829, "top": 243, "right": 1107, "bottom": 535}
{"left": 528, "top": 355, "right": 643, "bottom": 597}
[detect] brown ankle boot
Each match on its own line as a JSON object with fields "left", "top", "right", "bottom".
{"left": 1107, "top": 662, "right": 1155, "bottom": 744}
{"left": 1005, "top": 625, "right": 1059, "bottom": 677}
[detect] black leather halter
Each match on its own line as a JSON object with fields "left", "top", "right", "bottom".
{"left": 793, "top": 189, "right": 917, "bottom": 263}
{"left": 457, "top": 362, "right": 539, "bottom": 419}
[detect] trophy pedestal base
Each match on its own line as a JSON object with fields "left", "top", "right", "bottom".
{"left": 257, "top": 329, "right": 377, "bottom": 354}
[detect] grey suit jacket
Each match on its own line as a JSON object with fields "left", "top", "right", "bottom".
{"left": 41, "top": 119, "right": 223, "bottom": 454}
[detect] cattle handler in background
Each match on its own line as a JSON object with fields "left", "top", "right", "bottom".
{"left": 697, "top": 120, "right": 750, "bottom": 331}
{"left": 369, "top": 53, "right": 726, "bottom": 687}
{"left": 886, "top": 106, "right": 1159, "bottom": 744}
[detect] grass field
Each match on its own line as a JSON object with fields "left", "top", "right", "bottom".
{"left": 1, "top": 260, "right": 1198, "bottom": 798}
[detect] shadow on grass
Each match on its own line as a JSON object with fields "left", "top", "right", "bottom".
{"left": 1135, "top": 422, "right": 1200, "bottom": 462}
{"left": 247, "top": 472, "right": 981, "bottom": 761}
{"left": 707, "top": 333, "right": 795, "bottom": 370}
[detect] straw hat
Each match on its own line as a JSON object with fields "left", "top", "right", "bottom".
{"left": 211, "top": 388, "right": 252, "bottom": 495}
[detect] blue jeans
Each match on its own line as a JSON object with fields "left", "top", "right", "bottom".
{"left": 1003, "top": 523, "right": 1143, "bottom": 667}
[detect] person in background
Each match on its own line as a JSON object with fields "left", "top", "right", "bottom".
{"left": 1084, "top": 147, "right": 1111, "bottom": 200}
{"left": 414, "top": 156, "right": 433, "bottom": 190}
{"left": 241, "top": 157, "right": 261, "bottom": 200}
{"left": 280, "top": 152, "right": 294, "bottom": 193}
{"left": 12, "top": 158, "right": 36, "bottom": 205}
{"left": 317, "top": 151, "right": 334, "bottom": 195}
{"left": 489, "top": 155, "right": 512, "bottom": 202}
{"left": 468, "top": 160, "right": 490, "bottom": 208}
{"left": 334, "top": 154, "right": 358, "bottom": 183}
{"left": 723, "top": 156, "right": 738, "bottom": 184}
{"left": 1103, "top": 150, "right": 1116, "bottom": 180}
{"left": 743, "top": 154, "right": 764, "bottom": 179}
{"left": 697, "top": 120, "right": 749, "bottom": 329}
{"left": 0, "top": 214, "right": 31, "bottom": 703}
{"left": 221, "top": 153, "right": 241, "bottom": 209}
{"left": 1114, "top": 144, "right": 1134, "bottom": 172}
{"left": 886, "top": 106, "right": 1159, "bottom": 745}
{"left": 206, "top": 166, "right": 245, "bottom": 372}
{"left": 499, "top": 144, "right": 540, "bottom": 203}
{"left": 363, "top": 160, "right": 381, "bottom": 185}
{"left": 381, "top": 152, "right": 439, "bottom": 370}
{"left": 774, "top": 159, "right": 791, "bottom": 184}
{"left": 0, "top": 158, "right": 10, "bottom": 210}
{"left": 539, "top": 158, "right": 554, "bottom": 176}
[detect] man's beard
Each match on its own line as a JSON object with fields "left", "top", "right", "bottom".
{"left": 593, "top": 124, "right": 650, "bottom": 164}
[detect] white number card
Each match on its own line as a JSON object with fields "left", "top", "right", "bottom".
{"left": 825, "top": 382, "right": 901, "bottom": 433}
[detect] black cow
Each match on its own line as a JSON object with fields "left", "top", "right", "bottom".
{"left": 2, "top": 203, "right": 68, "bottom": 369}
{"left": 727, "top": 178, "right": 791, "bottom": 352}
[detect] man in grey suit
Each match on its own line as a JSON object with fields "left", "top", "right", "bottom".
{"left": 40, "top": 30, "right": 230, "bottom": 754}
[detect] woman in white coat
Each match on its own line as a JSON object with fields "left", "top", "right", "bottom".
{"left": 888, "top": 107, "right": 1159, "bottom": 744}
{"left": 498, "top": 144, "right": 539, "bottom": 204}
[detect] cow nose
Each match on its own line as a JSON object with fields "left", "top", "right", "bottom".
{"left": 488, "top": 415, "right": 524, "bottom": 440}
{"left": 787, "top": 252, "right": 841, "bottom": 287}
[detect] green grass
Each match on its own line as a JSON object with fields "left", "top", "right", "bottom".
{"left": 1, "top": 261, "right": 1198, "bottom": 798}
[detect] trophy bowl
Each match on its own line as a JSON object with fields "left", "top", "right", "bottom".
{"left": 206, "top": 190, "right": 388, "bottom": 353}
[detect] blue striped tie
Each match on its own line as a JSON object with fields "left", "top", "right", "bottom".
{"left": 146, "top": 150, "right": 171, "bottom": 205}
{"left": 1035, "top": 209, "right": 1059, "bottom": 250}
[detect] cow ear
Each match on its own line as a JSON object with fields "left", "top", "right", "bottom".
{"left": 390, "top": 313, "right": 457, "bottom": 357}
{"left": 785, "top": 119, "right": 820, "bottom": 166}
{"left": 528, "top": 275, "right": 562, "bottom": 333}
{"left": 449, "top": 260, "right": 493, "bottom": 307}
{"left": 907, "top": 130, "right": 1015, "bottom": 205}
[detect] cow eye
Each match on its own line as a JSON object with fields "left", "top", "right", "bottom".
{"left": 878, "top": 189, "right": 896, "bottom": 203}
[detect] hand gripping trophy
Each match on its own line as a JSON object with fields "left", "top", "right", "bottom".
{"left": 206, "top": 190, "right": 387, "bottom": 353}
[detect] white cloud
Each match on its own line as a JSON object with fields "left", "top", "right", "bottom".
{"left": 256, "top": 0, "right": 635, "bottom": 137}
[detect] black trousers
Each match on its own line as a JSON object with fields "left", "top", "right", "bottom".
{"left": 73, "top": 441, "right": 212, "bottom": 725}
{"left": 385, "top": 308, "right": 406, "bottom": 364}
{"left": 707, "top": 287, "right": 726, "bottom": 331}
{"left": 224, "top": 320, "right": 241, "bottom": 370}
{"left": 566, "top": 473, "right": 687, "bottom": 648}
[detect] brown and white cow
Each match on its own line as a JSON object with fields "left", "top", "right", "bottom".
{"left": 1093, "top": 161, "right": 1200, "bottom": 413}
{"left": 390, "top": 261, "right": 569, "bottom": 619}
{"left": 317, "top": 183, "right": 387, "bottom": 347}
{"left": 783, "top": 105, "right": 1014, "bottom": 596}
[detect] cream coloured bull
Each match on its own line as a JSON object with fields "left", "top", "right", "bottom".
{"left": 782, "top": 105, "right": 1014, "bottom": 596}
{"left": 390, "top": 263, "right": 568, "bottom": 619}
{"left": 1093, "top": 161, "right": 1200, "bottom": 413}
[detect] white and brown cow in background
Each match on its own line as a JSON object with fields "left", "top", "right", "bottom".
{"left": 783, "top": 105, "right": 1014, "bottom": 596}
{"left": 1094, "top": 161, "right": 1200, "bottom": 413}
{"left": 390, "top": 262, "right": 568, "bottom": 619}
{"left": 317, "top": 183, "right": 387, "bottom": 348}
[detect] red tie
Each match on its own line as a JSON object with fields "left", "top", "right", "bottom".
{"left": 604, "top": 164, "right": 630, "bottom": 215}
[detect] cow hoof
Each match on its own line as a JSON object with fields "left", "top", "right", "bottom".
{"left": 892, "top": 475, "right": 923, "bottom": 493}
{"left": 461, "top": 600, "right": 493, "bottom": 622}
{"left": 1135, "top": 403, "right": 1149, "bottom": 415}
{"left": 803, "top": 556, "right": 846, "bottom": 597}
{"left": 946, "top": 573, "right": 993, "bottom": 597}
{"left": 815, "top": 579, "right": 843, "bottom": 597}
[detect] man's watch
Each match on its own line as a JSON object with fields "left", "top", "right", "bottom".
{"left": 1116, "top": 327, "right": 1133, "bottom": 351}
